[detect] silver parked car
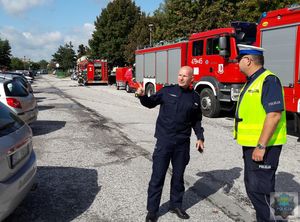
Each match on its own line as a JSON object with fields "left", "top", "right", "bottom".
{"left": 0, "top": 78, "right": 38, "bottom": 124}
{"left": 0, "top": 72, "right": 33, "bottom": 93}
{"left": 14, "top": 70, "right": 34, "bottom": 83}
{"left": 0, "top": 101, "right": 37, "bottom": 221}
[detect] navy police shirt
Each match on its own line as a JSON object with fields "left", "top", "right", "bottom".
{"left": 139, "top": 85, "right": 204, "bottom": 143}
{"left": 238, "top": 67, "right": 284, "bottom": 114}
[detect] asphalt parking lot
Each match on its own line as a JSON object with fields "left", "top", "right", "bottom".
{"left": 5, "top": 74, "right": 300, "bottom": 222}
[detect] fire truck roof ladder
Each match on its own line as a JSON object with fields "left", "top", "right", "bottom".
{"left": 288, "top": 4, "right": 300, "bottom": 11}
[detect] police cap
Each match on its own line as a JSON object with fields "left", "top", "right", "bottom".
{"left": 237, "top": 44, "right": 265, "bottom": 57}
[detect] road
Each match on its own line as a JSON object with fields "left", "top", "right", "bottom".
{"left": 5, "top": 74, "right": 300, "bottom": 222}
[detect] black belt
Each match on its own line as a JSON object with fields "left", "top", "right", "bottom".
{"left": 235, "top": 118, "right": 243, "bottom": 122}
{"left": 234, "top": 117, "right": 243, "bottom": 139}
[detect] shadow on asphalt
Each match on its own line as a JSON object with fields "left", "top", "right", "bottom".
{"left": 5, "top": 166, "right": 100, "bottom": 222}
{"left": 276, "top": 171, "right": 300, "bottom": 201}
{"left": 286, "top": 113, "right": 300, "bottom": 140}
{"left": 37, "top": 105, "right": 56, "bottom": 111}
{"left": 30, "top": 120, "right": 66, "bottom": 136}
{"left": 35, "top": 97, "right": 47, "bottom": 102}
{"left": 158, "top": 167, "right": 242, "bottom": 216}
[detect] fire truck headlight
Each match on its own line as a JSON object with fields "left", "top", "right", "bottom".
{"left": 231, "top": 88, "right": 240, "bottom": 101}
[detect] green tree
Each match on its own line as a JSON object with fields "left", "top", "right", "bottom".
{"left": 235, "top": 0, "right": 300, "bottom": 22}
{"left": 89, "top": 0, "right": 141, "bottom": 67}
{"left": 30, "top": 61, "right": 40, "bottom": 70}
{"left": 124, "top": 13, "right": 153, "bottom": 64}
{"left": 194, "top": 0, "right": 237, "bottom": 31}
{"left": 0, "top": 37, "right": 12, "bottom": 70}
{"left": 52, "top": 42, "right": 76, "bottom": 71}
{"left": 152, "top": 0, "right": 201, "bottom": 41}
{"left": 38, "top": 60, "right": 48, "bottom": 69}
{"left": 151, "top": 0, "right": 300, "bottom": 41}
{"left": 10, "top": 57, "right": 24, "bottom": 70}
{"left": 77, "top": 44, "right": 88, "bottom": 59}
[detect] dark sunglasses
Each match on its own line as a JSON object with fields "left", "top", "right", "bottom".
{"left": 237, "top": 55, "right": 250, "bottom": 63}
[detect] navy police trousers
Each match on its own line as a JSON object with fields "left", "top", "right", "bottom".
{"left": 243, "top": 145, "right": 282, "bottom": 222}
{"left": 147, "top": 139, "right": 190, "bottom": 213}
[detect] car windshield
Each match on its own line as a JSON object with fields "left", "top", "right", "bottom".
{"left": 4, "top": 80, "right": 29, "bottom": 97}
{"left": 0, "top": 102, "right": 24, "bottom": 136}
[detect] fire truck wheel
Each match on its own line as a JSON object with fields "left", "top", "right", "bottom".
{"left": 146, "top": 83, "right": 155, "bottom": 96}
{"left": 125, "top": 83, "right": 130, "bottom": 93}
{"left": 116, "top": 85, "right": 120, "bottom": 90}
{"left": 200, "top": 88, "right": 220, "bottom": 118}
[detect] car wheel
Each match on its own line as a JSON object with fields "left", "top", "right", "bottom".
{"left": 145, "top": 83, "right": 155, "bottom": 96}
{"left": 125, "top": 83, "right": 130, "bottom": 93}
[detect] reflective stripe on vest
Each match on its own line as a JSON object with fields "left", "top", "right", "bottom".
{"left": 234, "top": 70, "right": 287, "bottom": 146}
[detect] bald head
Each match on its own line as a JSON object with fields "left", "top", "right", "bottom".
{"left": 178, "top": 66, "right": 194, "bottom": 89}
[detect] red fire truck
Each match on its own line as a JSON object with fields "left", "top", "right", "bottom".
{"left": 116, "top": 67, "right": 129, "bottom": 90}
{"left": 116, "top": 67, "right": 139, "bottom": 92}
{"left": 77, "top": 56, "right": 108, "bottom": 85}
{"left": 254, "top": 5, "right": 300, "bottom": 133}
{"left": 136, "top": 5, "right": 300, "bottom": 125}
{"left": 135, "top": 22, "right": 256, "bottom": 117}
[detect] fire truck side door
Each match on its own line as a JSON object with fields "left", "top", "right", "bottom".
{"left": 205, "top": 37, "right": 226, "bottom": 78}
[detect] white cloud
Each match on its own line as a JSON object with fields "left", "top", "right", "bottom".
{"left": 0, "top": 0, "right": 47, "bottom": 15}
{"left": 0, "top": 23, "right": 95, "bottom": 62}
{"left": 0, "top": 26, "right": 63, "bottom": 61}
{"left": 64, "top": 23, "right": 95, "bottom": 51}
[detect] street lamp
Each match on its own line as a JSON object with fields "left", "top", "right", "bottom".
{"left": 23, "top": 56, "right": 26, "bottom": 70}
{"left": 148, "top": 24, "right": 154, "bottom": 47}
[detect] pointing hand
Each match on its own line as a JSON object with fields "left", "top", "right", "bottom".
{"left": 135, "top": 82, "right": 145, "bottom": 97}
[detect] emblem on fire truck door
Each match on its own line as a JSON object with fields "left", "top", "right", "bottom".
{"left": 218, "top": 64, "right": 224, "bottom": 74}
{"left": 193, "top": 67, "right": 199, "bottom": 75}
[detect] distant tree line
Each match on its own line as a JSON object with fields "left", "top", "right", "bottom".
{"left": 0, "top": 37, "right": 11, "bottom": 70}
{"left": 2, "top": 0, "right": 300, "bottom": 72}
{"left": 0, "top": 36, "right": 49, "bottom": 71}
{"left": 87, "top": 0, "right": 299, "bottom": 68}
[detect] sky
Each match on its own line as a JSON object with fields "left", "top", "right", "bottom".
{"left": 0, "top": 0, "right": 163, "bottom": 62}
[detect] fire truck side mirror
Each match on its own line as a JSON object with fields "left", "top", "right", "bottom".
{"left": 219, "top": 36, "right": 229, "bottom": 58}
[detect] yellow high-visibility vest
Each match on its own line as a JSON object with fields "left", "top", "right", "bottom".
{"left": 234, "top": 69, "right": 287, "bottom": 146}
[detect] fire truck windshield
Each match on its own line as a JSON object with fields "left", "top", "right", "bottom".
{"left": 231, "top": 21, "right": 257, "bottom": 45}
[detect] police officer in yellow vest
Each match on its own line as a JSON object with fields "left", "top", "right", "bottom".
{"left": 234, "top": 44, "right": 286, "bottom": 222}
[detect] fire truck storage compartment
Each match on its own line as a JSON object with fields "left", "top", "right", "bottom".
{"left": 135, "top": 47, "right": 183, "bottom": 85}
{"left": 156, "top": 51, "right": 167, "bottom": 83}
{"left": 261, "top": 25, "right": 297, "bottom": 87}
{"left": 167, "top": 48, "right": 182, "bottom": 84}
{"left": 135, "top": 54, "right": 143, "bottom": 83}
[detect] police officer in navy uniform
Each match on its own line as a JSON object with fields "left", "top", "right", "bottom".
{"left": 234, "top": 44, "right": 287, "bottom": 222}
{"left": 136, "top": 66, "right": 205, "bottom": 222}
